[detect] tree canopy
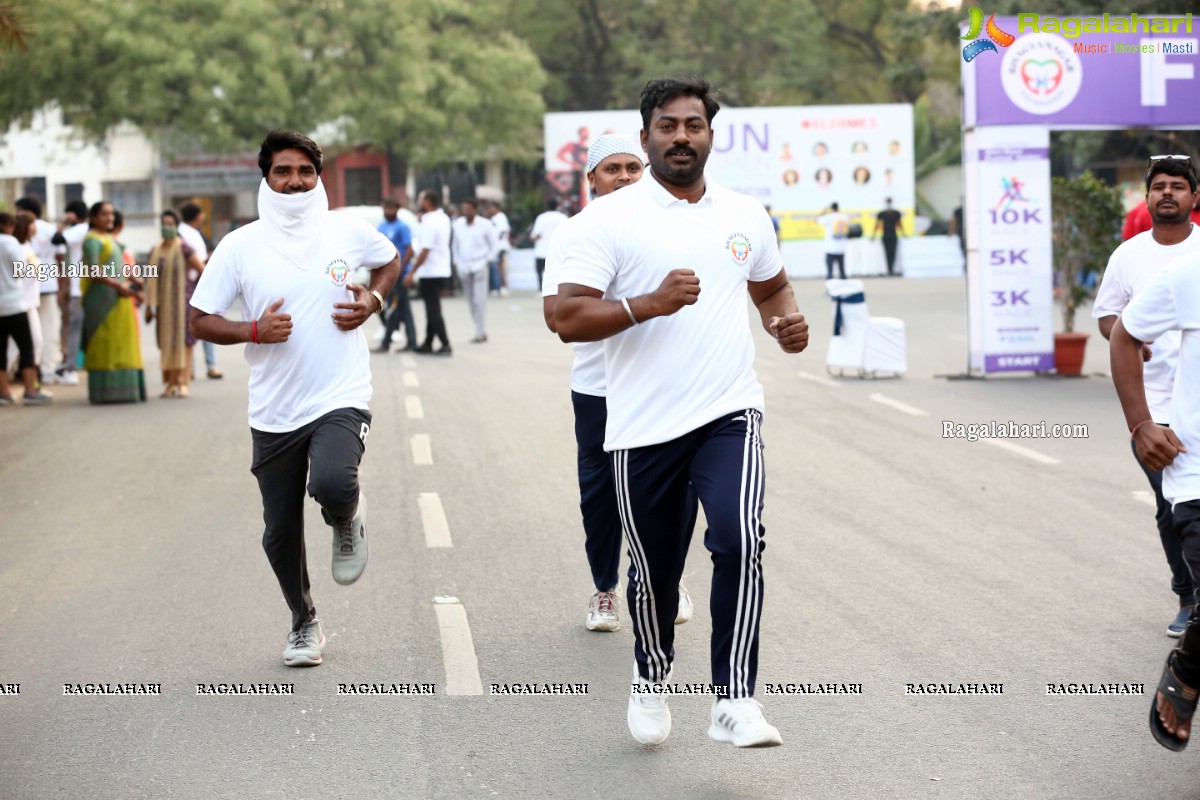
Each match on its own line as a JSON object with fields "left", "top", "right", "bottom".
{"left": 0, "top": 0, "right": 546, "bottom": 162}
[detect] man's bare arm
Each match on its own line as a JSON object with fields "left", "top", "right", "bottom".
{"left": 555, "top": 269, "right": 701, "bottom": 343}
{"left": 1111, "top": 317, "right": 1185, "bottom": 468}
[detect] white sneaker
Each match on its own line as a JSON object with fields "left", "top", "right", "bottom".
{"left": 628, "top": 666, "right": 672, "bottom": 745}
{"left": 283, "top": 618, "right": 326, "bottom": 667}
{"left": 586, "top": 589, "right": 620, "bottom": 632}
{"left": 59, "top": 371, "right": 79, "bottom": 386}
{"left": 499, "top": 287, "right": 510, "bottom": 297}
{"left": 675, "top": 584, "right": 693, "bottom": 625}
{"left": 708, "top": 698, "right": 782, "bottom": 747}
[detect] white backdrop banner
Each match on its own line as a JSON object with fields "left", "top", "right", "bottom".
{"left": 544, "top": 104, "right": 914, "bottom": 241}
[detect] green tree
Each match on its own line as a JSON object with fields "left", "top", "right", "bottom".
{"left": 1051, "top": 171, "right": 1123, "bottom": 332}
{"left": 0, "top": 0, "right": 28, "bottom": 52}
{"left": 0, "top": 0, "right": 546, "bottom": 162}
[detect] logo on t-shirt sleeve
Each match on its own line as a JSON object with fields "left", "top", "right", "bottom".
{"left": 325, "top": 258, "right": 350, "bottom": 287}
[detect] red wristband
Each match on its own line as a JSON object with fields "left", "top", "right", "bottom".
{"left": 1130, "top": 419, "right": 1155, "bottom": 439}
{"left": 251, "top": 320, "right": 258, "bottom": 344}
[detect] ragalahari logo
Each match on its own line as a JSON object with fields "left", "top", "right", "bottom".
{"left": 962, "top": 8, "right": 1015, "bottom": 61}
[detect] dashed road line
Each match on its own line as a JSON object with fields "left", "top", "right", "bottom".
{"left": 869, "top": 393, "right": 929, "bottom": 417}
{"left": 419, "top": 493, "right": 452, "bottom": 548}
{"left": 400, "top": 355, "right": 417, "bottom": 369}
{"left": 403, "top": 371, "right": 420, "bottom": 388}
{"left": 411, "top": 434, "right": 433, "bottom": 465}
{"left": 433, "top": 597, "right": 483, "bottom": 696}
{"left": 1132, "top": 490, "right": 1157, "bottom": 507}
{"left": 797, "top": 371, "right": 843, "bottom": 389}
{"left": 406, "top": 396, "right": 424, "bottom": 419}
{"left": 980, "top": 438, "right": 1061, "bottom": 465}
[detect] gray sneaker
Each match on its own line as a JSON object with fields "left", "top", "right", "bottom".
{"left": 23, "top": 389, "right": 53, "bottom": 405}
{"left": 332, "top": 492, "right": 368, "bottom": 585}
{"left": 283, "top": 618, "right": 325, "bottom": 667}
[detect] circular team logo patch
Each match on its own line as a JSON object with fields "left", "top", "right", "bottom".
{"left": 725, "top": 233, "right": 751, "bottom": 266}
{"left": 325, "top": 258, "right": 350, "bottom": 287}
{"left": 1000, "top": 33, "right": 1082, "bottom": 116}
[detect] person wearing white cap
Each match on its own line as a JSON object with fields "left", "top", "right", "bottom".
{"left": 556, "top": 77, "right": 809, "bottom": 748}
{"left": 542, "top": 133, "right": 696, "bottom": 635}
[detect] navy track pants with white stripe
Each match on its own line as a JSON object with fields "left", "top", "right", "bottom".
{"left": 613, "top": 409, "right": 766, "bottom": 699}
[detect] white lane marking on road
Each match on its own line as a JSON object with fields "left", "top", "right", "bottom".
{"left": 434, "top": 599, "right": 483, "bottom": 696}
{"left": 403, "top": 371, "right": 420, "bottom": 388}
{"left": 411, "top": 434, "right": 433, "bottom": 465}
{"left": 400, "top": 355, "right": 417, "bottom": 369}
{"left": 869, "top": 393, "right": 929, "bottom": 417}
{"left": 981, "top": 438, "right": 1061, "bottom": 465}
{"left": 406, "top": 396, "right": 424, "bottom": 419}
{"left": 1132, "top": 490, "right": 1157, "bottom": 507}
{"left": 797, "top": 371, "right": 842, "bottom": 389}
{"left": 419, "top": 492, "right": 452, "bottom": 548}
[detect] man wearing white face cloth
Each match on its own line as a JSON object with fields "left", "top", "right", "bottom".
{"left": 190, "top": 130, "right": 401, "bottom": 668}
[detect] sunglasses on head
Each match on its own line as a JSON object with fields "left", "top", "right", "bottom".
{"left": 1150, "top": 154, "right": 1192, "bottom": 164}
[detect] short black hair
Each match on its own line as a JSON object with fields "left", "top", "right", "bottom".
{"left": 66, "top": 200, "right": 88, "bottom": 219}
{"left": 15, "top": 196, "right": 43, "bottom": 218}
{"left": 0, "top": 212, "right": 13, "bottom": 229}
{"left": 161, "top": 210, "right": 180, "bottom": 226}
{"left": 419, "top": 189, "right": 441, "bottom": 209}
{"left": 1146, "top": 158, "right": 1198, "bottom": 193}
{"left": 462, "top": 197, "right": 478, "bottom": 209}
{"left": 112, "top": 209, "right": 124, "bottom": 229}
{"left": 258, "top": 129, "right": 323, "bottom": 178}
{"left": 545, "top": 197, "right": 558, "bottom": 211}
{"left": 180, "top": 202, "right": 202, "bottom": 224}
{"left": 639, "top": 76, "right": 720, "bottom": 131}
{"left": 831, "top": 202, "right": 839, "bottom": 211}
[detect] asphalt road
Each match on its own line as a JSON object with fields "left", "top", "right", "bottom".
{"left": 2, "top": 276, "right": 1197, "bottom": 799}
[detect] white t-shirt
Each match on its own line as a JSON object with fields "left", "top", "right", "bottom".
{"left": 31, "top": 224, "right": 57, "bottom": 295}
{"left": 543, "top": 214, "right": 605, "bottom": 397}
{"left": 559, "top": 175, "right": 783, "bottom": 450}
{"left": 63, "top": 222, "right": 88, "bottom": 297}
{"left": 1123, "top": 251, "right": 1200, "bottom": 506}
{"left": 532, "top": 210, "right": 569, "bottom": 259}
{"left": 451, "top": 216, "right": 495, "bottom": 274}
{"left": 416, "top": 209, "right": 451, "bottom": 279}
{"left": 491, "top": 211, "right": 511, "bottom": 254}
{"left": 1094, "top": 224, "right": 1200, "bottom": 424}
{"left": 0, "top": 234, "right": 28, "bottom": 316}
{"left": 19, "top": 243, "right": 39, "bottom": 310}
{"left": 179, "top": 222, "right": 209, "bottom": 263}
{"left": 189, "top": 214, "right": 396, "bottom": 433}
{"left": 816, "top": 212, "right": 850, "bottom": 255}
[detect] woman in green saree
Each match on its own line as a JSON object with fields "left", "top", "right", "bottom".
{"left": 80, "top": 201, "right": 146, "bottom": 404}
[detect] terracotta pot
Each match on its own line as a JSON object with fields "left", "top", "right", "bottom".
{"left": 1054, "top": 332, "right": 1089, "bottom": 377}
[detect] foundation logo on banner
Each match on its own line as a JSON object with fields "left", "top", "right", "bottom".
{"left": 961, "top": 8, "right": 1015, "bottom": 61}
{"left": 725, "top": 233, "right": 751, "bottom": 266}
{"left": 1000, "top": 32, "right": 1084, "bottom": 115}
{"left": 325, "top": 258, "right": 350, "bottom": 287}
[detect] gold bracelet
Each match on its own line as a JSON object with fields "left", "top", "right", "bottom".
{"left": 369, "top": 289, "right": 385, "bottom": 313}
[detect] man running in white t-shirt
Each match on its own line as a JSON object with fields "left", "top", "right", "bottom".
{"left": 557, "top": 77, "right": 808, "bottom": 748}
{"left": 190, "top": 130, "right": 401, "bottom": 667}
{"left": 541, "top": 134, "right": 696, "bottom": 634}
{"left": 1096, "top": 156, "right": 1200, "bottom": 638}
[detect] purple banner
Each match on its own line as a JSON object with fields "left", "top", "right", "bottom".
{"left": 979, "top": 147, "right": 1052, "bottom": 161}
{"left": 985, "top": 353, "right": 1055, "bottom": 372}
{"left": 967, "top": 15, "right": 1200, "bottom": 126}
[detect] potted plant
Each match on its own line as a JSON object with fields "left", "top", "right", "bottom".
{"left": 1050, "top": 171, "right": 1124, "bottom": 376}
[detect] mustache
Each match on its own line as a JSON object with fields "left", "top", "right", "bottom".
{"left": 665, "top": 146, "right": 697, "bottom": 158}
